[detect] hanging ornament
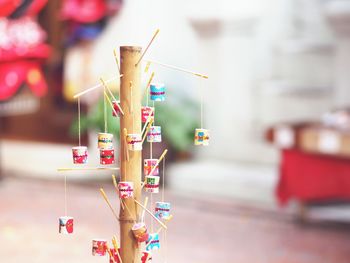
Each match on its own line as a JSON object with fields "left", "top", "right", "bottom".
{"left": 144, "top": 159, "right": 159, "bottom": 176}
{"left": 112, "top": 100, "right": 122, "bottom": 117}
{"left": 131, "top": 222, "right": 150, "bottom": 243}
{"left": 155, "top": 202, "right": 171, "bottom": 220}
{"left": 147, "top": 126, "right": 161, "bottom": 143}
{"left": 72, "top": 146, "right": 88, "bottom": 164}
{"left": 58, "top": 216, "right": 74, "bottom": 234}
{"left": 92, "top": 239, "right": 107, "bottom": 256}
{"left": 118, "top": 182, "right": 134, "bottom": 199}
{"left": 126, "top": 134, "right": 142, "bottom": 151}
{"left": 194, "top": 128, "right": 209, "bottom": 146}
{"left": 100, "top": 148, "right": 115, "bottom": 165}
{"left": 146, "top": 233, "right": 160, "bottom": 251}
{"left": 145, "top": 176, "right": 160, "bottom": 193}
{"left": 150, "top": 83, "right": 165, "bottom": 101}
{"left": 98, "top": 132, "right": 113, "bottom": 149}
{"left": 141, "top": 106, "right": 154, "bottom": 123}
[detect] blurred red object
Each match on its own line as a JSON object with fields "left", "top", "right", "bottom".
{"left": 0, "top": 17, "right": 50, "bottom": 61}
{"left": 0, "top": 0, "right": 21, "bottom": 17}
{"left": 61, "top": 0, "right": 108, "bottom": 23}
{"left": 277, "top": 149, "right": 350, "bottom": 205}
{"left": 0, "top": 16, "right": 50, "bottom": 100}
{"left": 0, "top": 60, "right": 47, "bottom": 100}
{"left": 24, "top": 0, "right": 48, "bottom": 16}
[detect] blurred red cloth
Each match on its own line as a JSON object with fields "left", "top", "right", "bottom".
{"left": 277, "top": 149, "right": 350, "bottom": 205}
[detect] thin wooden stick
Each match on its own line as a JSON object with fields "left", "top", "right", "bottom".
{"left": 73, "top": 74, "right": 123, "bottom": 99}
{"left": 123, "top": 128, "right": 129, "bottom": 161}
{"left": 134, "top": 198, "right": 167, "bottom": 229}
{"left": 142, "top": 72, "right": 155, "bottom": 100}
{"left": 113, "top": 49, "right": 121, "bottom": 74}
{"left": 112, "top": 236, "right": 123, "bottom": 263}
{"left": 135, "top": 29, "right": 160, "bottom": 66}
{"left": 57, "top": 167, "right": 120, "bottom": 172}
{"left": 144, "top": 61, "right": 151, "bottom": 73}
{"left": 146, "top": 215, "right": 173, "bottom": 248}
{"left": 141, "top": 149, "right": 168, "bottom": 188}
{"left": 104, "top": 91, "right": 120, "bottom": 118}
{"left": 141, "top": 196, "right": 148, "bottom": 222}
{"left": 99, "top": 188, "right": 120, "bottom": 222}
{"left": 146, "top": 59, "right": 208, "bottom": 79}
{"left": 141, "top": 108, "right": 154, "bottom": 135}
{"left": 149, "top": 149, "right": 168, "bottom": 176}
{"left": 142, "top": 120, "right": 153, "bottom": 144}
{"left": 112, "top": 174, "right": 125, "bottom": 210}
{"left": 106, "top": 244, "right": 116, "bottom": 263}
{"left": 100, "top": 77, "right": 125, "bottom": 116}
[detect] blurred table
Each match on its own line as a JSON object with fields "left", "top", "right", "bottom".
{"left": 266, "top": 123, "right": 350, "bottom": 205}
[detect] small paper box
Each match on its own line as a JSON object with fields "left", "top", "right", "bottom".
{"left": 98, "top": 132, "right": 114, "bottom": 149}
{"left": 72, "top": 146, "right": 88, "bottom": 164}
{"left": 59, "top": 216, "right": 74, "bottom": 234}
{"left": 144, "top": 159, "right": 159, "bottom": 176}
{"left": 100, "top": 149, "right": 115, "bottom": 165}
{"left": 146, "top": 233, "right": 160, "bottom": 251}
{"left": 92, "top": 239, "right": 107, "bottom": 256}
{"left": 127, "top": 134, "right": 142, "bottom": 151}
{"left": 155, "top": 202, "right": 171, "bottom": 220}
{"left": 141, "top": 106, "right": 154, "bottom": 123}
{"left": 118, "top": 182, "right": 134, "bottom": 199}
{"left": 147, "top": 126, "right": 161, "bottom": 143}
{"left": 145, "top": 176, "right": 160, "bottom": 193}
{"left": 194, "top": 128, "right": 209, "bottom": 146}
{"left": 150, "top": 83, "right": 165, "bottom": 101}
{"left": 132, "top": 222, "right": 149, "bottom": 243}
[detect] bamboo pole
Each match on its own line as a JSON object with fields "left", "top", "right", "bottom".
{"left": 119, "top": 46, "right": 142, "bottom": 263}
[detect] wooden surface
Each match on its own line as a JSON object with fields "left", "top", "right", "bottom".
{"left": 119, "top": 46, "right": 142, "bottom": 263}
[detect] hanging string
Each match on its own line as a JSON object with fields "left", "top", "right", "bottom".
{"left": 164, "top": 230, "right": 168, "bottom": 263}
{"left": 162, "top": 156, "right": 165, "bottom": 202}
{"left": 152, "top": 101, "right": 155, "bottom": 125}
{"left": 150, "top": 102, "right": 154, "bottom": 159}
{"left": 200, "top": 79, "right": 203, "bottom": 129}
{"left": 146, "top": 82, "right": 149, "bottom": 106}
{"left": 104, "top": 87, "right": 107, "bottom": 133}
{"left": 78, "top": 97, "right": 81, "bottom": 146}
{"left": 150, "top": 193, "right": 154, "bottom": 232}
{"left": 64, "top": 174, "right": 67, "bottom": 216}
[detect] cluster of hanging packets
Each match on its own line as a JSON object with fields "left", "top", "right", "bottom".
{"left": 60, "top": 75, "right": 209, "bottom": 263}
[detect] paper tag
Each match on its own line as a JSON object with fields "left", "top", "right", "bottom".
{"left": 275, "top": 126, "right": 294, "bottom": 148}
{"left": 318, "top": 131, "right": 340, "bottom": 154}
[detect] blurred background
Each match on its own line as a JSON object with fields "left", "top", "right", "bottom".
{"left": 1, "top": 0, "right": 350, "bottom": 262}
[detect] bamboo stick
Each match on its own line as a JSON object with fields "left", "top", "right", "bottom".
{"left": 119, "top": 46, "right": 142, "bottom": 263}
{"left": 73, "top": 74, "right": 123, "bottom": 99}
{"left": 106, "top": 244, "right": 116, "bottom": 263}
{"left": 112, "top": 174, "right": 125, "bottom": 210}
{"left": 100, "top": 77, "right": 125, "bottom": 115}
{"left": 113, "top": 49, "right": 121, "bottom": 74}
{"left": 141, "top": 149, "right": 168, "bottom": 188}
{"left": 99, "top": 188, "right": 119, "bottom": 222}
{"left": 57, "top": 167, "right": 120, "bottom": 172}
{"left": 135, "top": 29, "right": 160, "bottom": 66}
{"left": 112, "top": 236, "right": 123, "bottom": 263}
{"left": 134, "top": 199, "right": 167, "bottom": 229}
{"left": 142, "top": 72, "right": 155, "bottom": 100}
{"left": 145, "top": 59, "right": 208, "bottom": 79}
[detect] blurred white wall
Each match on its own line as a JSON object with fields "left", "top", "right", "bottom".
{"left": 85, "top": 0, "right": 346, "bottom": 164}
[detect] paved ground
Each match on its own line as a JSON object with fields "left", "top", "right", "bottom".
{"left": 0, "top": 177, "right": 350, "bottom": 263}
